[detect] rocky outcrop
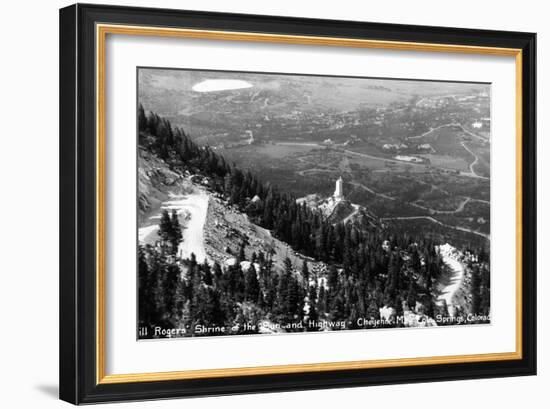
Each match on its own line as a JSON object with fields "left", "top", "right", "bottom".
{"left": 204, "top": 193, "right": 326, "bottom": 273}
{"left": 138, "top": 147, "right": 187, "bottom": 224}
{"left": 297, "top": 193, "right": 378, "bottom": 228}
{"left": 379, "top": 302, "right": 438, "bottom": 327}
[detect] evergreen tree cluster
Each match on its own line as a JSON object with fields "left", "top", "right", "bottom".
{"left": 138, "top": 223, "right": 449, "bottom": 337}
{"left": 157, "top": 209, "right": 182, "bottom": 255}
{"left": 139, "top": 242, "right": 308, "bottom": 337}
{"left": 469, "top": 262, "right": 490, "bottom": 318}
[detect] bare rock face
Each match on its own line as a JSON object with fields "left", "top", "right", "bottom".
{"left": 138, "top": 147, "right": 186, "bottom": 224}
{"left": 379, "top": 306, "right": 396, "bottom": 321}
{"left": 138, "top": 147, "right": 328, "bottom": 276}
{"left": 138, "top": 194, "right": 151, "bottom": 214}
{"left": 297, "top": 193, "right": 378, "bottom": 228}
{"left": 326, "top": 200, "right": 354, "bottom": 223}
{"left": 204, "top": 194, "right": 326, "bottom": 273}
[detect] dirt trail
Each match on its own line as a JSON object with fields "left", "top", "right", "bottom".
{"left": 406, "top": 122, "right": 456, "bottom": 140}
{"left": 342, "top": 204, "right": 360, "bottom": 224}
{"left": 350, "top": 181, "right": 474, "bottom": 215}
{"left": 169, "top": 192, "right": 209, "bottom": 263}
{"left": 436, "top": 244, "right": 466, "bottom": 316}
{"left": 381, "top": 215, "right": 489, "bottom": 240}
{"left": 138, "top": 190, "right": 210, "bottom": 263}
{"left": 460, "top": 141, "right": 486, "bottom": 179}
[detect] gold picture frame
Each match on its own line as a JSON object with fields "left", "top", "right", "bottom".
{"left": 60, "top": 4, "right": 536, "bottom": 404}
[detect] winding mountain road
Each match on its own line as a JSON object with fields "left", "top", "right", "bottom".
{"left": 380, "top": 215, "right": 489, "bottom": 240}
{"left": 138, "top": 190, "right": 210, "bottom": 263}
{"left": 436, "top": 244, "right": 466, "bottom": 316}
{"left": 342, "top": 204, "right": 360, "bottom": 224}
{"left": 350, "top": 181, "right": 477, "bottom": 215}
{"left": 407, "top": 123, "right": 457, "bottom": 140}
{"left": 461, "top": 141, "right": 484, "bottom": 178}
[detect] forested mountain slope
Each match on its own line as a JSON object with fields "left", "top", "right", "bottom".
{"left": 137, "top": 106, "right": 490, "bottom": 338}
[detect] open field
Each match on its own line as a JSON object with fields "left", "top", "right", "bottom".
{"left": 254, "top": 142, "right": 319, "bottom": 158}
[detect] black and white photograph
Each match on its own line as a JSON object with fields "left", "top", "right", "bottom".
{"left": 137, "top": 68, "right": 491, "bottom": 339}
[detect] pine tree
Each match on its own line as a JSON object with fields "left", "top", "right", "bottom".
{"left": 238, "top": 240, "right": 246, "bottom": 263}
{"left": 212, "top": 262, "right": 223, "bottom": 287}
{"left": 384, "top": 253, "right": 399, "bottom": 306}
{"left": 283, "top": 257, "right": 293, "bottom": 276}
{"left": 348, "top": 305, "right": 360, "bottom": 329}
{"left": 275, "top": 257, "right": 294, "bottom": 321}
{"left": 145, "top": 247, "right": 169, "bottom": 327}
{"left": 158, "top": 210, "right": 172, "bottom": 249}
{"left": 163, "top": 264, "right": 181, "bottom": 320}
{"left": 307, "top": 283, "right": 319, "bottom": 329}
{"left": 411, "top": 250, "right": 421, "bottom": 274}
{"left": 471, "top": 265, "right": 482, "bottom": 315}
{"left": 264, "top": 271, "right": 279, "bottom": 312}
{"left": 327, "top": 265, "right": 339, "bottom": 296}
{"left": 169, "top": 209, "right": 183, "bottom": 255}
{"left": 317, "top": 283, "right": 327, "bottom": 316}
{"left": 480, "top": 265, "right": 490, "bottom": 316}
{"left": 192, "top": 286, "right": 226, "bottom": 333}
{"left": 244, "top": 264, "right": 260, "bottom": 303}
{"left": 394, "top": 294, "right": 404, "bottom": 326}
{"left": 138, "top": 246, "right": 154, "bottom": 328}
{"left": 156, "top": 209, "right": 183, "bottom": 256}
{"left": 138, "top": 104, "right": 147, "bottom": 132}
{"left": 301, "top": 260, "right": 310, "bottom": 284}
{"left": 202, "top": 260, "right": 213, "bottom": 286}
{"left": 406, "top": 279, "right": 417, "bottom": 310}
{"left": 287, "top": 277, "right": 301, "bottom": 321}
{"left": 329, "top": 292, "right": 346, "bottom": 323}
{"left": 366, "top": 298, "right": 380, "bottom": 320}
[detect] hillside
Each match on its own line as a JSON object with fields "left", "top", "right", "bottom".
{"left": 138, "top": 147, "right": 326, "bottom": 273}
{"left": 138, "top": 147, "right": 186, "bottom": 224}
{"left": 137, "top": 109, "right": 491, "bottom": 339}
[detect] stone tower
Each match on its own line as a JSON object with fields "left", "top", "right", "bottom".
{"left": 334, "top": 177, "right": 344, "bottom": 201}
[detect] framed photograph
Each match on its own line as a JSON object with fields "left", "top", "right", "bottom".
{"left": 59, "top": 3, "right": 536, "bottom": 404}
